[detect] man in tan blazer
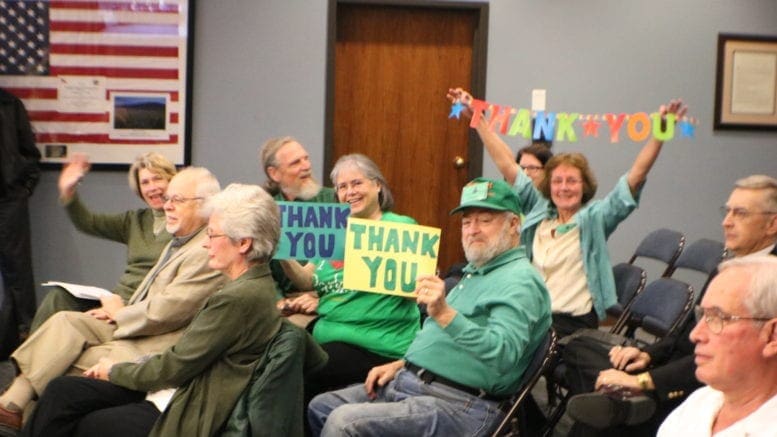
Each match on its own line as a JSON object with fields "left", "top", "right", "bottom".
{"left": 0, "top": 167, "right": 226, "bottom": 429}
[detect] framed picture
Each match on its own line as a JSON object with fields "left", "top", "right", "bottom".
{"left": 714, "top": 33, "right": 777, "bottom": 131}
{"left": 0, "top": 0, "right": 194, "bottom": 167}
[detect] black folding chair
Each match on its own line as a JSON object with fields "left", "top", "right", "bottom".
{"left": 667, "top": 238, "right": 725, "bottom": 301}
{"left": 491, "top": 329, "right": 558, "bottom": 437}
{"left": 628, "top": 228, "right": 685, "bottom": 279}
{"left": 619, "top": 277, "right": 695, "bottom": 343}
{"left": 606, "top": 263, "right": 647, "bottom": 334}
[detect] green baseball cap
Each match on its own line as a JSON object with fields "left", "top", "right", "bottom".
{"left": 449, "top": 177, "right": 522, "bottom": 215}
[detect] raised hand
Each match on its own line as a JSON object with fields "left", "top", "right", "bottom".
{"left": 58, "top": 153, "right": 91, "bottom": 201}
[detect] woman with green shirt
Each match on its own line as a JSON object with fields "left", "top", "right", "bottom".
{"left": 281, "top": 153, "right": 421, "bottom": 401}
{"left": 30, "top": 152, "right": 176, "bottom": 332}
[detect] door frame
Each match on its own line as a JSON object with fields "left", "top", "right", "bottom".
{"left": 323, "top": 0, "right": 489, "bottom": 180}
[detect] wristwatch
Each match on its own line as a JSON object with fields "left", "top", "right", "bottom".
{"left": 636, "top": 372, "right": 652, "bottom": 391}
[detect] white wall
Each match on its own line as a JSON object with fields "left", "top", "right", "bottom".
{"left": 29, "top": 0, "right": 777, "bottom": 299}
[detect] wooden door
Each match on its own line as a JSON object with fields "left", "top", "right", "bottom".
{"left": 326, "top": 1, "right": 488, "bottom": 273}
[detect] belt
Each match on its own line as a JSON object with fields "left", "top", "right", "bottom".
{"left": 405, "top": 362, "right": 507, "bottom": 402}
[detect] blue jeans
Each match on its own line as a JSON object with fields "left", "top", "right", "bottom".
{"left": 308, "top": 368, "right": 505, "bottom": 436}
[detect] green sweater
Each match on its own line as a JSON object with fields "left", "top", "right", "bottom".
{"left": 65, "top": 194, "right": 171, "bottom": 300}
{"left": 405, "top": 247, "right": 551, "bottom": 396}
{"left": 110, "top": 264, "right": 282, "bottom": 437}
{"left": 312, "top": 211, "right": 421, "bottom": 359}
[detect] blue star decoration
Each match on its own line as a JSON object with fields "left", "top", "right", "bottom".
{"left": 449, "top": 101, "right": 465, "bottom": 119}
{"left": 679, "top": 120, "right": 695, "bottom": 138}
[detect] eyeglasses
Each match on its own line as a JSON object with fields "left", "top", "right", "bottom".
{"left": 694, "top": 305, "right": 771, "bottom": 334}
{"left": 550, "top": 177, "right": 583, "bottom": 186}
{"left": 520, "top": 165, "right": 543, "bottom": 172}
{"left": 206, "top": 232, "right": 228, "bottom": 241}
{"left": 719, "top": 206, "right": 777, "bottom": 220}
{"left": 162, "top": 195, "right": 203, "bottom": 205}
{"left": 335, "top": 178, "right": 372, "bottom": 193}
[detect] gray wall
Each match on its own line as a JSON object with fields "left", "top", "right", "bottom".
{"left": 29, "top": 0, "right": 777, "bottom": 300}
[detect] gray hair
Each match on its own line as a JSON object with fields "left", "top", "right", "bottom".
{"left": 259, "top": 136, "right": 297, "bottom": 196}
{"left": 204, "top": 184, "right": 280, "bottom": 262}
{"left": 128, "top": 152, "right": 177, "bottom": 199}
{"left": 734, "top": 175, "right": 777, "bottom": 213}
{"left": 718, "top": 256, "right": 777, "bottom": 319}
{"left": 330, "top": 153, "right": 394, "bottom": 211}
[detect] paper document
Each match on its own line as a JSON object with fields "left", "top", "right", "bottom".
{"left": 42, "top": 281, "right": 113, "bottom": 300}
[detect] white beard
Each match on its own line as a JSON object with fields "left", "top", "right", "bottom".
{"left": 293, "top": 179, "right": 323, "bottom": 200}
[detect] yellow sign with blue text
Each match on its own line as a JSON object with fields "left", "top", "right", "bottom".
{"left": 343, "top": 217, "right": 441, "bottom": 297}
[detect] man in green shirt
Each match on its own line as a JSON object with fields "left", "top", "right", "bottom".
{"left": 259, "top": 137, "right": 336, "bottom": 317}
{"left": 308, "top": 177, "right": 552, "bottom": 437}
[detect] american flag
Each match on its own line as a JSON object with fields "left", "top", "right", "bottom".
{"left": 0, "top": 0, "right": 189, "bottom": 163}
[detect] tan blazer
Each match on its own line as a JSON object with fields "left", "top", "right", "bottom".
{"left": 14, "top": 227, "right": 226, "bottom": 394}
{"left": 113, "top": 227, "right": 225, "bottom": 339}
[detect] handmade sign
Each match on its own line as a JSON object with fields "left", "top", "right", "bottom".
{"left": 449, "top": 98, "right": 697, "bottom": 142}
{"left": 343, "top": 218, "right": 441, "bottom": 297}
{"left": 274, "top": 202, "right": 350, "bottom": 260}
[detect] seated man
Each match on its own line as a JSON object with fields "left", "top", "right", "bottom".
{"left": 0, "top": 167, "right": 225, "bottom": 430}
{"left": 259, "top": 136, "right": 335, "bottom": 323}
{"left": 307, "top": 177, "right": 552, "bottom": 436}
{"left": 564, "top": 174, "right": 777, "bottom": 435}
{"left": 658, "top": 256, "right": 777, "bottom": 435}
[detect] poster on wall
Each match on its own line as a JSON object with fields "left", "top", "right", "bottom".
{"left": 0, "top": 0, "right": 193, "bottom": 167}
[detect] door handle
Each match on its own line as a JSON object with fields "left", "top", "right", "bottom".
{"left": 453, "top": 156, "right": 466, "bottom": 169}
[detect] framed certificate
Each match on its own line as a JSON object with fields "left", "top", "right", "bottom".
{"left": 714, "top": 33, "right": 777, "bottom": 131}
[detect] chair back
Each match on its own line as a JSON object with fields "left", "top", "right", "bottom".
{"left": 628, "top": 228, "right": 685, "bottom": 279}
{"left": 667, "top": 238, "right": 724, "bottom": 302}
{"left": 491, "top": 329, "right": 558, "bottom": 437}
{"left": 622, "top": 277, "right": 694, "bottom": 341}
{"left": 606, "top": 263, "right": 647, "bottom": 333}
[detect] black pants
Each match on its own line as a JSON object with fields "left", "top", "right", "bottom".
{"left": 552, "top": 309, "right": 598, "bottom": 339}
{"left": 0, "top": 194, "right": 36, "bottom": 358}
{"left": 21, "top": 376, "right": 159, "bottom": 437}
{"left": 304, "top": 341, "right": 393, "bottom": 404}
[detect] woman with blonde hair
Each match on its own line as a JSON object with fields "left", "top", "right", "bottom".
{"left": 31, "top": 152, "right": 177, "bottom": 331}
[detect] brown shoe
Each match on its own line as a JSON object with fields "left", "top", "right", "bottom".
{"left": 0, "top": 405, "right": 22, "bottom": 430}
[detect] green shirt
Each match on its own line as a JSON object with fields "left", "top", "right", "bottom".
{"left": 404, "top": 247, "right": 551, "bottom": 396}
{"left": 65, "top": 194, "right": 172, "bottom": 300}
{"left": 270, "top": 187, "right": 337, "bottom": 295}
{"left": 312, "top": 211, "right": 421, "bottom": 359}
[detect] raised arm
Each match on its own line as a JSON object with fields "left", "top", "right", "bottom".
{"left": 626, "top": 99, "right": 687, "bottom": 195}
{"left": 447, "top": 88, "right": 521, "bottom": 185}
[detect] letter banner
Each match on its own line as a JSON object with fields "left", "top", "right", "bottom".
{"left": 274, "top": 202, "right": 350, "bottom": 260}
{"left": 343, "top": 217, "right": 441, "bottom": 297}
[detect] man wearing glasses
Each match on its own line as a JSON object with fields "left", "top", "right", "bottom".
{"left": 657, "top": 256, "right": 777, "bottom": 435}
{"left": 564, "top": 174, "right": 777, "bottom": 436}
{"left": 0, "top": 167, "right": 225, "bottom": 430}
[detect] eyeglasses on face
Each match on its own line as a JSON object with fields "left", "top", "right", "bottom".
{"left": 550, "top": 177, "right": 583, "bottom": 186}
{"left": 520, "top": 165, "right": 543, "bottom": 172}
{"left": 162, "top": 195, "right": 203, "bottom": 205}
{"left": 205, "top": 231, "right": 229, "bottom": 241}
{"left": 719, "top": 206, "right": 777, "bottom": 220}
{"left": 694, "top": 305, "right": 771, "bottom": 334}
{"left": 335, "top": 178, "right": 373, "bottom": 193}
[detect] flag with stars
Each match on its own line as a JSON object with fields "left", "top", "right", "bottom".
{"left": 0, "top": 0, "right": 189, "bottom": 164}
